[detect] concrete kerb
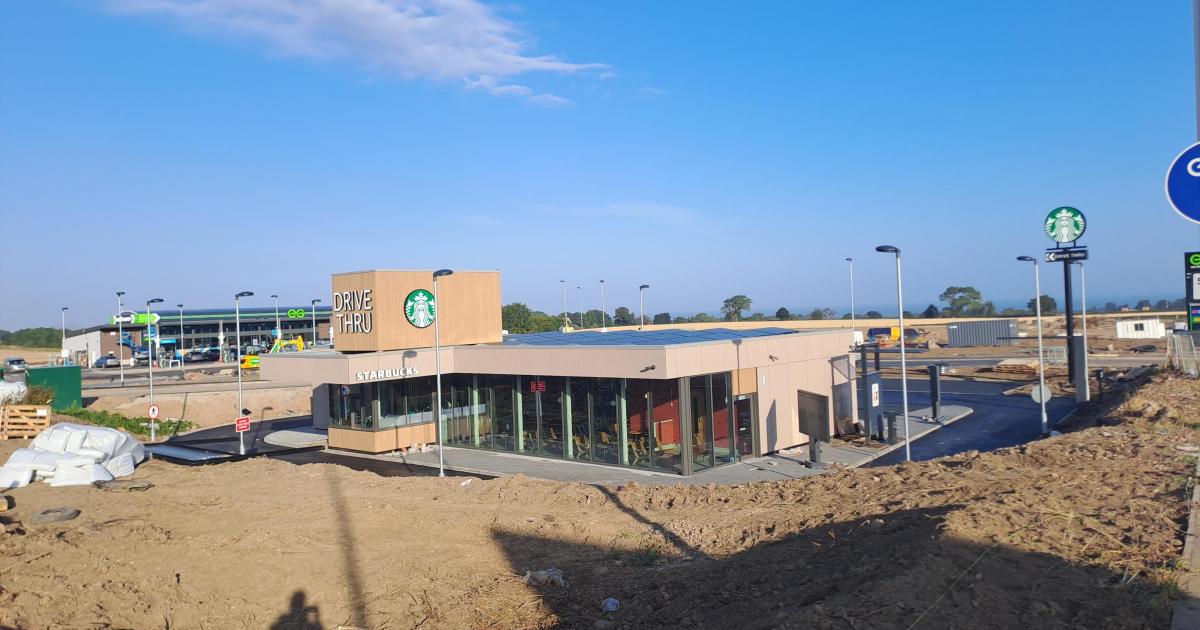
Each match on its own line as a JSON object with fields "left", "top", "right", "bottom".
{"left": 846, "top": 405, "right": 973, "bottom": 468}
{"left": 1170, "top": 449, "right": 1200, "bottom": 630}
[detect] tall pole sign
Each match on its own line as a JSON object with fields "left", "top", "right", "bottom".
{"left": 1044, "top": 207, "right": 1087, "bottom": 382}
{"left": 1187, "top": 252, "right": 1200, "bottom": 331}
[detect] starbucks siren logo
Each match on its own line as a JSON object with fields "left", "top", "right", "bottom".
{"left": 404, "top": 289, "right": 436, "bottom": 328}
{"left": 1044, "top": 206, "right": 1086, "bottom": 243}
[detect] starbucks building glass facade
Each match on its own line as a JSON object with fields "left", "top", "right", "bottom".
{"left": 327, "top": 371, "right": 748, "bottom": 475}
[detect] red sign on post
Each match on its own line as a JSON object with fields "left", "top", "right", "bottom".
{"left": 529, "top": 380, "right": 546, "bottom": 393}
{"left": 235, "top": 416, "right": 250, "bottom": 432}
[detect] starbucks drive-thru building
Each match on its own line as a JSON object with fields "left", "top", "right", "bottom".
{"left": 262, "top": 270, "right": 858, "bottom": 476}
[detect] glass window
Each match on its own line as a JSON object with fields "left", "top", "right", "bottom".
{"left": 444, "top": 376, "right": 473, "bottom": 447}
{"left": 690, "top": 376, "right": 714, "bottom": 471}
{"left": 592, "top": 379, "right": 620, "bottom": 465}
{"left": 378, "top": 380, "right": 405, "bottom": 428}
{"left": 328, "top": 383, "right": 373, "bottom": 429}
{"left": 626, "top": 379, "right": 653, "bottom": 470}
{"left": 568, "top": 377, "right": 591, "bottom": 462}
{"left": 712, "top": 374, "right": 734, "bottom": 464}
{"left": 649, "top": 379, "right": 681, "bottom": 473}
{"left": 518, "top": 377, "right": 538, "bottom": 454}
{"left": 735, "top": 396, "right": 756, "bottom": 456}
{"left": 406, "top": 377, "right": 433, "bottom": 425}
{"left": 490, "top": 376, "right": 516, "bottom": 452}
{"left": 538, "top": 377, "right": 566, "bottom": 458}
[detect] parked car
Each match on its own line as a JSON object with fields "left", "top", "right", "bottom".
{"left": 3, "top": 357, "right": 27, "bottom": 373}
{"left": 93, "top": 354, "right": 121, "bottom": 368}
{"left": 186, "top": 348, "right": 221, "bottom": 363}
{"left": 132, "top": 347, "right": 159, "bottom": 366}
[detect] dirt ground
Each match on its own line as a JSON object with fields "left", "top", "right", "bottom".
{"left": 0, "top": 346, "right": 58, "bottom": 366}
{"left": 87, "top": 386, "right": 314, "bottom": 428}
{"left": 0, "top": 374, "right": 1197, "bottom": 629}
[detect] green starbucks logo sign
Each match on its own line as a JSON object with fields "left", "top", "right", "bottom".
{"left": 1044, "top": 206, "right": 1086, "bottom": 243}
{"left": 404, "top": 289, "right": 436, "bottom": 328}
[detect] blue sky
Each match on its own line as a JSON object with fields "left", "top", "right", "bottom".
{"left": 0, "top": 1, "right": 1196, "bottom": 329}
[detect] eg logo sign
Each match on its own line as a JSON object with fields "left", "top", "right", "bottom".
{"left": 1166, "top": 141, "right": 1200, "bottom": 224}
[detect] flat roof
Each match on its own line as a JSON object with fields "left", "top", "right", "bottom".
{"left": 501, "top": 327, "right": 800, "bottom": 347}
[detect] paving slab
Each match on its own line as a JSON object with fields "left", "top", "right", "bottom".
{"left": 389, "top": 404, "right": 972, "bottom": 486}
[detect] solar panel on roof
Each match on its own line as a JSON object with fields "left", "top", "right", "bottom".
{"left": 502, "top": 327, "right": 799, "bottom": 347}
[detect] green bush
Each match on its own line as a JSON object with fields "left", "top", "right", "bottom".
{"left": 56, "top": 406, "right": 193, "bottom": 436}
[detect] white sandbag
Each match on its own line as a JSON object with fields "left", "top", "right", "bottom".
{"left": 0, "top": 380, "right": 26, "bottom": 405}
{"left": 49, "top": 464, "right": 113, "bottom": 487}
{"left": 103, "top": 453, "right": 136, "bottom": 478}
{"left": 0, "top": 467, "right": 32, "bottom": 489}
{"left": 62, "top": 426, "right": 87, "bottom": 452}
{"left": 5, "top": 449, "right": 71, "bottom": 473}
{"left": 3, "top": 448, "right": 42, "bottom": 471}
{"left": 74, "top": 447, "right": 108, "bottom": 462}
{"left": 32, "top": 428, "right": 71, "bottom": 453}
{"left": 80, "top": 429, "right": 121, "bottom": 459}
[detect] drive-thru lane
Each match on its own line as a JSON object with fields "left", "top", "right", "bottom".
{"left": 868, "top": 378, "right": 1076, "bottom": 466}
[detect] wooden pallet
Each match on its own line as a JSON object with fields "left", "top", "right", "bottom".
{"left": 0, "top": 405, "right": 51, "bottom": 440}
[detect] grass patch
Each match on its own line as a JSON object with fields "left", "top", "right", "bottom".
{"left": 56, "top": 406, "right": 193, "bottom": 436}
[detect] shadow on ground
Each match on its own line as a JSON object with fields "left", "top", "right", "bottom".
{"left": 492, "top": 500, "right": 1179, "bottom": 629}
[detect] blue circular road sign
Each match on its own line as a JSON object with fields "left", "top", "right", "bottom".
{"left": 1166, "top": 141, "right": 1200, "bottom": 224}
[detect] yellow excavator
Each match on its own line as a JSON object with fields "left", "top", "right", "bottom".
{"left": 240, "top": 337, "right": 305, "bottom": 370}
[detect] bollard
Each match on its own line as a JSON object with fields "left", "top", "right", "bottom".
{"left": 807, "top": 437, "right": 828, "bottom": 469}
{"left": 885, "top": 411, "right": 898, "bottom": 445}
{"left": 927, "top": 364, "right": 943, "bottom": 422}
{"left": 1094, "top": 368, "right": 1105, "bottom": 402}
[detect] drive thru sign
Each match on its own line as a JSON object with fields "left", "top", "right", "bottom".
{"left": 235, "top": 416, "right": 250, "bottom": 432}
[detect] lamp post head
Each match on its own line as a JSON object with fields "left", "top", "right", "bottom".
{"left": 433, "top": 268, "right": 453, "bottom": 278}
{"left": 845, "top": 257, "right": 853, "bottom": 262}
{"left": 236, "top": 291, "right": 254, "bottom": 299}
{"left": 116, "top": 291, "right": 125, "bottom": 297}
{"left": 61, "top": 306, "right": 69, "bottom": 311}
{"left": 1016, "top": 255, "right": 1036, "bottom": 263}
{"left": 875, "top": 245, "right": 899, "bottom": 255}
{"left": 311, "top": 298, "right": 321, "bottom": 305}
{"left": 147, "top": 298, "right": 163, "bottom": 305}
{"left": 271, "top": 294, "right": 278, "bottom": 299}
{"left": 639, "top": 284, "right": 650, "bottom": 290}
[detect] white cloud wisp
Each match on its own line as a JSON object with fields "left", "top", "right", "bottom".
{"left": 108, "top": 0, "right": 606, "bottom": 105}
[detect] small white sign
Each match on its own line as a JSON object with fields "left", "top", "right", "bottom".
{"left": 871, "top": 382, "right": 880, "bottom": 407}
{"left": 148, "top": 404, "right": 160, "bottom": 420}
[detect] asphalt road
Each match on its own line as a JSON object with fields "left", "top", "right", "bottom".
{"left": 868, "top": 377, "right": 1076, "bottom": 466}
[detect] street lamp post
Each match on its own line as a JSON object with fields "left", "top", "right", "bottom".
{"left": 638, "top": 284, "right": 650, "bottom": 329}
{"left": 235, "top": 291, "right": 254, "bottom": 456}
{"left": 271, "top": 294, "right": 280, "bottom": 341}
{"left": 560, "top": 280, "right": 568, "bottom": 330}
{"left": 177, "top": 303, "right": 184, "bottom": 365}
{"left": 1018, "top": 256, "right": 1050, "bottom": 434}
{"left": 116, "top": 292, "right": 126, "bottom": 385}
{"left": 1075, "top": 262, "right": 1089, "bottom": 357}
{"left": 60, "top": 306, "right": 69, "bottom": 363}
{"left": 846, "top": 257, "right": 856, "bottom": 329}
{"left": 311, "top": 299, "right": 321, "bottom": 347}
{"left": 433, "top": 269, "right": 454, "bottom": 477}
{"left": 577, "top": 286, "right": 584, "bottom": 329}
{"left": 875, "top": 246, "right": 911, "bottom": 462}
{"left": 145, "top": 298, "right": 164, "bottom": 441}
{"left": 600, "top": 279, "right": 607, "bottom": 332}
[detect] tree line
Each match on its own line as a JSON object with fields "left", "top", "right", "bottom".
{"left": 0, "top": 327, "right": 76, "bottom": 348}
{"left": 501, "top": 288, "right": 1189, "bottom": 334}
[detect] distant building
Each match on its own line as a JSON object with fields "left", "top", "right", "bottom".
{"left": 62, "top": 306, "right": 332, "bottom": 366}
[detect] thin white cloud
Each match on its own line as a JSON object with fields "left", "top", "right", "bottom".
{"left": 457, "top": 214, "right": 504, "bottom": 227}
{"left": 539, "top": 202, "right": 699, "bottom": 227}
{"left": 638, "top": 86, "right": 668, "bottom": 96}
{"left": 526, "top": 92, "right": 571, "bottom": 107}
{"left": 106, "top": 0, "right": 606, "bottom": 106}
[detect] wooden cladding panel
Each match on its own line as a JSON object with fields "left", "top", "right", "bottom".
{"left": 331, "top": 270, "right": 502, "bottom": 352}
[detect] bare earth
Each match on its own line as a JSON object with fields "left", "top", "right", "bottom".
{"left": 0, "top": 374, "right": 1196, "bottom": 629}
{"left": 87, "top": 386, "right": 314, "bottom": 428}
